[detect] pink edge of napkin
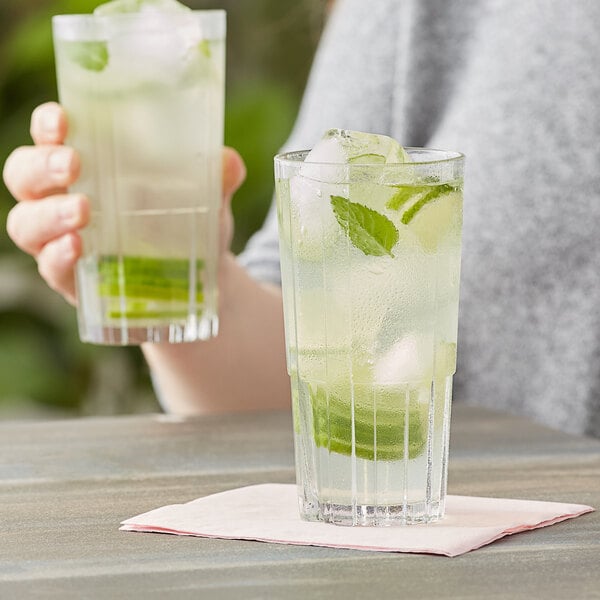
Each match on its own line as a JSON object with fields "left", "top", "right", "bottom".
{"left": 119, "top": 483, "right": 594, "bottom": 557}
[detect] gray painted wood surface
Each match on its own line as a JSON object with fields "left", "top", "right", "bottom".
{"left": 1, "top": 405, "right": 599, "bottom": 599}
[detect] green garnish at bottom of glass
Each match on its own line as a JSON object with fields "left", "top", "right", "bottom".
{"left": 96, "top": 255, "right": 204, "bottom": 320}
{"left": 309, "top": 383, "right": 427, "bottom": 461}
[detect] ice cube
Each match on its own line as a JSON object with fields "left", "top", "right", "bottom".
{"left": 301, "top": 128, "right": 412, "bottom": 185}
{"left": 300, "top": 133, "right": 348, "bottom": 183}
{"left": 374, "top": 335, "right": 434, "bottom": 384}
{"left": 95, "top": 0, "right": 202, "bottom": 87}
{"left": 104, "top": 9, "right": 203, "bottom": 86}
{"left": 289, "top": 174, "right": 346, "bottom": 262}
{"left": 304, "top": 134, "right": 347, "bottom": 164}
{"left": 326, "top": 129, "right": 410, "bottom": 163}
{"left": 311, "top": 129, "right": 409, "bottom": 164}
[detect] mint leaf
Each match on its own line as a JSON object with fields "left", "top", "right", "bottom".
{"left": 401, "top": 183, "right": 455, "bottom": 224}
{"left": 330, "top": 195, "right": 399, "bottom": 257}
{"left": 64, "top": 41, "right": 109, "bottom": 72}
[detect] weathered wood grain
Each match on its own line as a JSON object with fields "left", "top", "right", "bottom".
{"left": 1, "top": 405, "right": 598, "bottom": 599}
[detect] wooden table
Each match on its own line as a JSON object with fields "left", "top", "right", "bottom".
{"left": 1, "top": 405, "right": 599, "bottom": 599}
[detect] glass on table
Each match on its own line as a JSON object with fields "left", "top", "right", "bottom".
{"left": 275, "top": 130, "right": 464, "bottom": 525}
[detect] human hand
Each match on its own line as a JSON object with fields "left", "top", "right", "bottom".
{"left": 4, "top": 102, "right": 84, "bottom": 304}
{"left": 3, "top": 102, "right": 246, "bottom": 306}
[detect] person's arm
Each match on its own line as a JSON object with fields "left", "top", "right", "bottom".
{"left": 142, "top": 253, "right": 289, "bottom": 414}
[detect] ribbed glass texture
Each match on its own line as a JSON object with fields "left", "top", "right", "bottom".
{"left": 53, "top": 11, "right": 226, "bottom": 345}
{"left": 275, "top": 148, "right": 464, "bottom": 525}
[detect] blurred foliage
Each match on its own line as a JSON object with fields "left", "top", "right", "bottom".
{"left": 0, "top": 0, "right": 325, "bottom": 419}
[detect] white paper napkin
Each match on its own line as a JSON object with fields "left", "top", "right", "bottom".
{"left": 120, "top": 483, "right": 594, "bottom": 557}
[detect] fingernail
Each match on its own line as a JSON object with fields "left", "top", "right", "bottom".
{"left": 59, "top": 234, "right": 75, "bottom": 260}
{"left": 41, "top": 109, "right": 60, "bottom": 134}
{"left": 58, "top": 196, "right": 82, "bottom": 226}
{"left": 48, "top": 148, "right": 73, "bottom": 180}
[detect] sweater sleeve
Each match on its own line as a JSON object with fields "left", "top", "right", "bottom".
{"left": 238, "top": 0, "right": 400, "bottom": 284}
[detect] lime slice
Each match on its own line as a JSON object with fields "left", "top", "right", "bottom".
{"left": 348, "top": 153, "right": 385, "bottom": 165}
{"left": 401, "top": 184, "right": 457, "bottom": 224}
{"left": 98, "top": 255, "right": 204, "bottom": 304}
{"left": 406, "top": 185, "right": 462, "bottom": 251}
{"left": 107, "top": 305, "right": 200, "bottom": 319}
{"left": 293, "top": 337, "right": 457, "bottom": 460}
{"left": 310, "top": 383, "right": 428, "bottom": 461}
{"left": 385, "top": 185, "right": 429, "bottom": 211}
{"left": 94, "top": 0, "right": 191, "bottom": 15}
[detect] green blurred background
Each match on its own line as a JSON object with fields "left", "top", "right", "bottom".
{"left": 0, "top": 0, "right": 326, "bottom": 419}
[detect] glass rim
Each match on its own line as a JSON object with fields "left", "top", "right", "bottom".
{"left": 274, "top": 147, "right": 465, "bottom": 167}
{"left": 52, "top": 10, "right": 226, "bottom": 38}
{"left": 52, "top": 9, "right": 225, "bottom": 21}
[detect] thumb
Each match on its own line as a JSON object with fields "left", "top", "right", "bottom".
{"left": 222, "top": 146, "right": 246, "bottom": 200}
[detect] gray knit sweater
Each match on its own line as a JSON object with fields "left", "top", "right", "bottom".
{"left": 240, "top": 0, "right": 600, "bottom": 438}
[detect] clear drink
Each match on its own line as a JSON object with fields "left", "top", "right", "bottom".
{"left": 275, "top": 131, "right": 464, "bottom": 525}
{"left": 52, "top": 7, "right": 225, "bottom": 344}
